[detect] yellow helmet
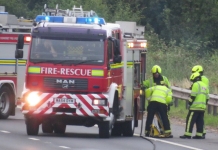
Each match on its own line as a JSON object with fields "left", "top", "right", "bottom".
{"left": 192, "top": 65, "right": 203, "bottom": 73}
{"left": 151, "top": 65, "right": 162, "bottom": 74}
{"left": 190, "top": 72, "right": 200, "bottom": 81}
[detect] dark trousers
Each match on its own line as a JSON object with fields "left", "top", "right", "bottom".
{"left": 145, "top": 101, "right": 171, "bottom": 133}
{"left": 185, "top": 110, "right": 204, "bottom": 136}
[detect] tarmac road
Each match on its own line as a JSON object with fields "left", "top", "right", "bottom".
{"left": 0, "top": 108, "right": 217, "bottom": 150}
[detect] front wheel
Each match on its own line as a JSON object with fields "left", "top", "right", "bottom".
{"left": 26, "top": 118, "right": 39, "bottom": 135}
{"left": 0, "top": 86, "right": 13, "bottom": 119}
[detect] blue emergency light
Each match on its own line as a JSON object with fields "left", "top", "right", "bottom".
{"left": 76, "top": 17, "right": 105, "bottom": 24}
{"left": 35, "top": 15, "right": 64, "bottom": 23}
{"left": 35, "top": 15, "right": 106, "bottom": 25}
{"left": 0, "top": 12, "right": 8, "bottom": 14}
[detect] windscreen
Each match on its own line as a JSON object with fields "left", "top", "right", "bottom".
{"left": 30, "top": 36, "right": 104, "bottom": 65}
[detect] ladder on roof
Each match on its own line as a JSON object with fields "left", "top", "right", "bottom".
{"left": 43, "top": 4, "right": 98, "bottom": 17}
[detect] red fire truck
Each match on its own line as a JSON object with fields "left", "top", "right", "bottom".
{"left": 0, "top": 6, "right": 32, "bottom": 119}
{"left": 18, "top": 5, "right": 147, "bottom": 138}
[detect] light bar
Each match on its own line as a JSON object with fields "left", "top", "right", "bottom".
{"left": 35, "top": 15, "right": 106, "bottom": 25}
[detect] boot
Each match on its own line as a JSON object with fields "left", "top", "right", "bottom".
{"left": 164, "top": 133, "right": 173, "bottom": 138}
{"left": 180, "top": 135, "right": 191, "bottom": 139}
{"left": 192, "top": 135, "right": 204, "bottom": 139}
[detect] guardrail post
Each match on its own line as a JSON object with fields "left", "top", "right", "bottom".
{"left": 174, "top": 98, "right": 178, "bottom": 107}
{"left": 207, "top": 105, "right": 212, "bottom": 114}
{"left": 213, "top": 106, "right": 217, "bottom": 116}
{"left": 185, "top": 101, "right": 189, "bottom": 109}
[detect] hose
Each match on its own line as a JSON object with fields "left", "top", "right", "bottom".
{"left": 139, "top": 110, "right": 156, "bottom": 150}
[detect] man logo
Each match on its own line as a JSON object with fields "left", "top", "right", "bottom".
{"left": 62, "top": 84, "right": 69, "bottom": 89}
{"left": 56, "top": 79, "right": 75, "bottom": 84}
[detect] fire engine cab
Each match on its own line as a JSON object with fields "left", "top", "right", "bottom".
{"left": 0, "top": 5, "right": 31, "bottom": 119}
{"left": 18, "top": 4, "right": 147, "bottom": 138}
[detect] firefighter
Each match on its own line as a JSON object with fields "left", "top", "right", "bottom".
{"left": 191, "top": 65, "right": 209, "bottom": 138}
{"left": 144, "top": 84, "right": 173, "bottom": 138}
{"left": 142, "top": 65, "right": 172, "bottom": 131}
{"left": 35, "top": 40, "right": 58, "bottom": 58}
{"left": 180, "top": 72, "right": 209, "bottom": 139}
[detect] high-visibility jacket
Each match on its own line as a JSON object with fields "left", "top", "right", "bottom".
{"left": 189, "top": 81, "right": 209, "bottom": 111}
{"left": 201, "top": 76, "right": 209, "bottom": 87}
{"left": 202, "top": 75, "right": 209, "bottom": 90}
{"left": 145, "top": 85, "right": 172, "bottom": 105}
{"left": 143, "top": 75, "right": 171, "bottom": 89}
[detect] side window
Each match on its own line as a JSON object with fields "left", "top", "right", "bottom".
{"left": 116, "top": 33, "right": 120, "bottom": 39}
{"left": 107, "top": 40, "right": 113, "bottom": 60}
{"left": 112, "top": 32, "right": 116, "bottom": 38}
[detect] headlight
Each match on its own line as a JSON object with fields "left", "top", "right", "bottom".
{"left": 93, "top": 99, "right": 107, "bottom": 106}
{"left": 26, "top": 92, "right": 41, "bottom": 106}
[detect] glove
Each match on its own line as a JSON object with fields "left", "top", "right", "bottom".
{"left": 167, "top": 105, "right": 170, "bottom": 111}
{"left": 206, "top": 99, "right": 209, "bottom": 105}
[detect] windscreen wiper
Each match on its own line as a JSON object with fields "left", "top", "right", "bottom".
{"left": 74, "top": 60, "right": 103, "bottom": 66}
{"left": 31, "top": 60, "right": 53, "bottom": 64}
{"left": 54, "top": 60, "right": 76, "bottom": 65}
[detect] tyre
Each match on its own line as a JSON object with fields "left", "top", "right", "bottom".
{"left": 26, "top": 118, "right": 39, "bottom": 135}
{"left": 122, "top": 103, "right": 136, "bottom": 137}
{"left": 54, "top": 122, "right": 66, "bottom": 134}
{"left": 122, "top": 119, "right": 135, "bottom": 136}
{"left": 111, "top": 122, "right": 122, "bottom": 136}
{"left": 42, "top": 121, "right": 54, "bottom": 133}
{"left": 98, "top": 121, "right": 111, "bottom": 138}
{"left": 0, "top": 86, "right": 13, "bottom": 119}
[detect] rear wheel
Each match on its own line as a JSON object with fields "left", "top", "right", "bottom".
{"left": 54, "top": 122, "right": 66, "bottom": 134}
{"left": 42, "top": 121, "right": 54, "bottom": 133}
{"left": 26, "top": 118, "right": 39, "bottom": 135}
{"left": 122, "top": 119, "right": 135, "bottom": 136}
{"left": 99, "top": 121, "right": 111, "bottom": 138}
{"left": 111, "top": 122, "right": 122, "bottom": 136}
{"left": 122, "top": 102, "right": 136, "bottom": 137}
{"left": 0, "top": 86, "right": 13, "bottom": 119}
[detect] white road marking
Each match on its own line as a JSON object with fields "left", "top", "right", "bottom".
{"left": 134, "top": 134, "right": 203, "bottom": 150}
{"left": 29, "top": 138, "right": 40, "bottom": 141}
{"left": 59, "top": 146, "right": 70, "bottom": 149}
{"left": 0, "top": 130, "right": 10, "bottom": 133}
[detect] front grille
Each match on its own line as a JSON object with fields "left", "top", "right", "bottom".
{"left": 44, "top": 78, "right": 88, "bottom": 90}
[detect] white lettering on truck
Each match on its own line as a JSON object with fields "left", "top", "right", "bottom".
{"left": 41, "top": 67, "right": 92, "bottom": 76}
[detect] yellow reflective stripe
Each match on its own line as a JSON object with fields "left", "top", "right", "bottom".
{"left": 91, "top": 70, "right": 104, "bottom": 76}
{"left": 110, "top": 63, "right": 123, "bottom": 69}
{"left": 0, "top": 59, "right": 26, "bottom": 65}
{"left": 28, "top": 67, "right": 41, "bottom": 74}
{"left": 110, "top": 62, "right": 124, "bottom": 69}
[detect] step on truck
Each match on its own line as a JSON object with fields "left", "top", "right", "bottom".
{"left": 18, "top": 4, "right": 147, "bottom": 138}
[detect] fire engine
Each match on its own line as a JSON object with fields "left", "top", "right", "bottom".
{"left": 0, "top": 6, "right": 32, "bottom": 119}
{"left": 18, "top": 4, "right": 147, "bottom": 138}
